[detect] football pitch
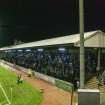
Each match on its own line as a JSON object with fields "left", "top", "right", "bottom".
{"left": 0, "top": 66, "right": 43, "bottom": 105}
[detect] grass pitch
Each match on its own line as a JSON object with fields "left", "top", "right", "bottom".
{"left": 0, "top": 66, "right": 43, "bottom": 105}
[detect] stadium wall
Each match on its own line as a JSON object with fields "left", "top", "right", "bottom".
{"left": 0, "top": 59, "right": 73, "bottom": 92}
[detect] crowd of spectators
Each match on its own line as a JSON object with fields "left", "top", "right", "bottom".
{"left": 0, "top": 48, "right": 99, "bottom": 84}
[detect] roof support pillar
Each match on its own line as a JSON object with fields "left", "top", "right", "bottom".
{"left": 96, "top": 48, "right": 101, "bottom": 77}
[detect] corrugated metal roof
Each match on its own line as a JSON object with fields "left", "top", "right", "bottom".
{"left": 0, "top": 30, "right": 101, "bottom": 50}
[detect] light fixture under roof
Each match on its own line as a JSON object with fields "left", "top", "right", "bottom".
{"left": 37, "top": 48, "right": 43, "bottom": 52}
{"left": 25, "top": 49, "right": 31, "bottom": 52}
{"left": 5, "top": 50, "right": 11, "bottom": 52}
{"left": 58, "top": 48, "right": 65, "bottom": 51}
{"left": 5, "top": 50, "right": 8, "bottom": 52}
{"left": 18, "top": 49, "right": 22, "bottom": 52}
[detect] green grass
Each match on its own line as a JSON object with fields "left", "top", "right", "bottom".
{"left": 0, "top": 66, "right": 43, "bottom": 105}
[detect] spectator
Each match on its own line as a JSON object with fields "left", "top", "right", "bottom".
{"left": 27, "top": 68, "right": 32, "bottom": 77}
{"left": 76, "top": 80, "right": 80, "bottom": 89}
{"left": 17, "top": 74, "right": 23, "bottom": 85}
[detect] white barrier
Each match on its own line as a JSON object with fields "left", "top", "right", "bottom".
{"left": 33, "top": 71, "right": 55, "bottom": 84}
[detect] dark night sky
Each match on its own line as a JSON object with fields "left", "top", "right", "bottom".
{"left": 0, "top": 0, "right": 105, "bottom": 47}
